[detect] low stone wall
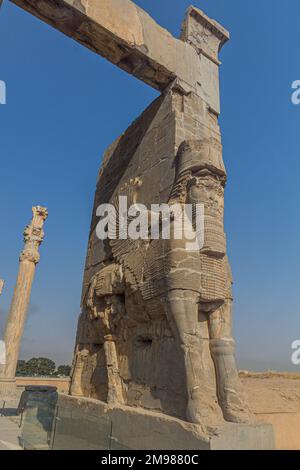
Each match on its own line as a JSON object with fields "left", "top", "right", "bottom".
{"left": 16, "top": 374, "right": 300, "bottom": 449}
{"left": 16, "top": 377, "right": 70, "bottom": 394}
{"left": 49, "top": 394, "right": 274, "bottom": 450}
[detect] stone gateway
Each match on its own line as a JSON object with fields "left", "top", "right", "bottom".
{"left": 7, "top": 0, "right": 275, "bottom": 448}
{"left": 62, "top": 3, "right": 251, "bottom": 427}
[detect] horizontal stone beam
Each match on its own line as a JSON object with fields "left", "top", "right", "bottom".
{"left": 9, "top": 0, "right": 229, "bottom": 113}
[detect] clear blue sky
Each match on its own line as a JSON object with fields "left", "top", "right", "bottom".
{"left": 1, "top": 0, "right": 300, "bottom": 370}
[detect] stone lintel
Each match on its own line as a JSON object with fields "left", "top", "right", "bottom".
{"left": 9, "top": 0, "right": 187, "bottom": 90}
{"left": 10, "top": 0, "right": 228, "bottom": 114}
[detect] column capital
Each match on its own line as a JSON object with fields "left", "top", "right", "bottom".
{"left": 21, "top": 206, "right": 48, "bottom": 265}
{"left": 23, "top": 206, "right": 48, "bottom": 244}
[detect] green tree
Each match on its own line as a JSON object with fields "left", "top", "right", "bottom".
{"left": 26, "top": 357, "right": 56, "bottom": 377}
{"left": 56, "top": 365, "right": 71, "bottom": 377}
{"left": 16, "top": 360, "right": 29, "bottom": 376}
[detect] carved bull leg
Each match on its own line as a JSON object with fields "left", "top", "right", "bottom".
{"left": 104, "top": 334, "right": 124, "bottom": 405}
{"left": 208, "top": 299, "right": 253, "bottom": 423}
{"left": 166, "top": 289, "right": 219, "bottom": 426}
{"left": 70, "top": 344, "right": 89, "bottom": 397}
{"left": 101, "top": 295, "right": 125, "bottom": 405}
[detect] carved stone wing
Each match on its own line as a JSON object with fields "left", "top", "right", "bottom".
{"left": 140, "top": 238, "right": 169, "bottom": 300}
{"left": 108, "top": 178, "right": 149, "bottom": 286}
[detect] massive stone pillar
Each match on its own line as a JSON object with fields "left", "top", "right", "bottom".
{"left": 0, "top": 206, "right": 48, "bottom": 396}
{"left": 68, "top": 6, "right": 249, "bottom": 427}
{"left": 0, "top": 280, "right": 4, "bottom": 296}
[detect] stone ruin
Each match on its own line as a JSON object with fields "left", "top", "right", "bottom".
{"left": 61, "top": 2, "right": 251, "bottom": 427}
{"left": 4, "top": 0, "right": 275, "bottom": 447}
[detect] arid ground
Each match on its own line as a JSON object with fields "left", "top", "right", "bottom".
{"left": 241, "top": 372, "right": 300, "bottom": 449}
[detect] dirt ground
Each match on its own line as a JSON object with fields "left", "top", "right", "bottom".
{"left": 241, "top": 372, "right": 300, "bottom": 449}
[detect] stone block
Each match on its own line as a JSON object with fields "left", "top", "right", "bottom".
{"left": 51, "top": 394, "right": 275, "bottom": 450}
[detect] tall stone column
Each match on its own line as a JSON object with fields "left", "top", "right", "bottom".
{"left": 0, "top": 206, "right": 48, "bottom": 396}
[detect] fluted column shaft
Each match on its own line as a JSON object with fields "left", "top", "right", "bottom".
{"left": 0, "top": 206, "right": 48, "bottom": 388}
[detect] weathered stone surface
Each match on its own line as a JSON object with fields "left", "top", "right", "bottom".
{"left": 51, "top": 394, "right": 274, "bottom": 450}
{"left": 181, "top": 6, "right": 229, "bottom": 64}
{"left": 10, "top": 0, "right": 229, "bottom": 114}
{"left": 70, "top": 53, "right": 252, "bottom": 429}
{"left": 210, "top": 422, "right": 275, "bottom": 451}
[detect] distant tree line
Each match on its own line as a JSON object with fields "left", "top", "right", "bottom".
{"left": 16, "top": 357, "right": 71, "bottom": 377}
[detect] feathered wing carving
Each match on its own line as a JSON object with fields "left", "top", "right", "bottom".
{"left": 108, "top": 178, "right": 149, "bottom": 288}
{"left": 139, "top": 239, "right": 169, "bottom": 301}
{"left": 108, "top": 178, "right": 170, "bottom": 300}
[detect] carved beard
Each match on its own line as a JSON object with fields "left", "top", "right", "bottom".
{"left": 186, "top": 174, "right": 226, "bottom": 257}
